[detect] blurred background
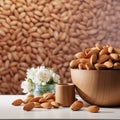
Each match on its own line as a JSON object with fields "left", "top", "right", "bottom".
{"left": 0, "top": 0, "right": 120, "bottom": 94}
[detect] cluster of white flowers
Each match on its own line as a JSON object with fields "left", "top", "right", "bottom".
{"left": 21, "top": 66, "right": 60, "bottom": 93}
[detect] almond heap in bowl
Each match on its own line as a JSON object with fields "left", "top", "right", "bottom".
{"left": 70, "top": 44, "right": 120, "bottom": 70}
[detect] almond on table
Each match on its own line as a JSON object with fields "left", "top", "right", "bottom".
{"left": 87, "top": 105, "right": 100, "bottom": 113}
{"left": 70, "top": 100, "right": 83, "bottom": 111}
{"left": 12, "top": 99, "right": 23, "bottom": 106}
{"left": 23, "top": 102, "right": 35, "bottom": 111}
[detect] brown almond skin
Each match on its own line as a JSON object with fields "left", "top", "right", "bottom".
{"left": 12, "top": 99, "right": 23, "bottom": 106}
{"left": 75, "top": 52, "right": 86, "bottom": 58}
{"left": 33, "top": 102, "right": 41, "bottom": 108}
{"left": 95, "top": 63, "right": 106, "bottom": 70}
{"left": 27, "top": 94, "right": 34, "bottom": 98}
{"left": 51, "top": 101, "right": 59, "bottom": 108}
{"left": 23, "top": 102, "right": 34, "bottom": 111}
{"left": 69, "top": 59, "right": 80, "bottom": 68}
{"left": 41, "top": 102, "right": 52, "bottom": 109}
{"left": 110, "top": 53, "right": 119, "bottom": 61}
{"left": 23, "top": 97, "right": 33, "bottom": 104}
{"left": 47, "top": 99, "right": 55, "bottom": 103}
{"left": 114, "top": 62, "right": 120, "bottom": 69}
{"left": 104, "top": 60, "right": 113, "bottom": 68}
{"left": 39, "top": 97, "right": 47, "bottom": 103}
{"left": 87, "top": 105, "right": 99, "bottom": 113}
{"left": 70, "top": 101, "right": 83, "bottom": 111}
{"left": 29, "top": 96, "right": 42, "bottom": 102}
{"left": 97, "top": 54, "right": 109, "bottom": 63}
{"left": 43, "top": 93, "right": 55, "bottom": 99}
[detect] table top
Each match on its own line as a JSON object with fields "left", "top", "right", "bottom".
{"left": 0, "top": 95, "right": 120, "bottom": 119}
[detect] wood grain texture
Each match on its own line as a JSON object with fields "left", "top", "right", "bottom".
{"left": 71, "top": 69, "right": 120, "bottom": 106}
{"left": 55, "top": 83, "right": 75, "bottom": 107}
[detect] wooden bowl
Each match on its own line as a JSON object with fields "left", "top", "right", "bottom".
{"left": 70, "top": 69, "right": 120, "bottom": 106}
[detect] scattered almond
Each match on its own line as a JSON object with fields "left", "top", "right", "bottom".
{"left": 70, "top": 101, "right": 83, "bottom": 111}
{"left": 51, "top": 101, "right": 59, "bottom": 108}
{"left": 27, "top": 94, "right": 34, "bottom": 98}
{"left": 23, "top": 97, "right": 33, "bottom": 104}
{"left": 29, "top": 96, "right": 41, "bottom": 102}
{"left": 47, "top": 99, "right": 55, "bottom": 103}
{"left": 39, "top": 97, "right": 47, "bottom": 103}
{"left": 87, "top": 105, "right": 99, "bottom": 113}
{"left": 33, "top": 102, "right": 41, "bottom": 108}
{"left": 41, "top": 102, "right": 52, "bottom": 109}
{"left": 23, "top": 102, "right": 34, "bottom": 111}
{"left": 12, "top": 99, "right": 23, "bottom": 106}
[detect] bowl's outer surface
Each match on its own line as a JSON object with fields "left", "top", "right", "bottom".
{"left": 71, "top": 69, "right": 120, "bottom": 106}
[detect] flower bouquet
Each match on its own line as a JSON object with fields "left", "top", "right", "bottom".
{"left": 21, "top": 66, "right": 60, "bottom": 96}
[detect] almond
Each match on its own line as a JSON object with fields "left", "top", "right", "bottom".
{"left": 110, "top": 53, "right": 119, "bottom": 61}
{"left": 79, "top": 58, "right": 89, "bottom": 64}
{"left": 12, "top": 99, "right": 23, "bottom": 106}
{"left": 99, "top": 47, "right": 108, "bottom": 56}
{"left": 47, "top": 99, "right": 55, "bottom": 103}
{"left": 23, "top": 97, "right": 33, "bottom": 104}
{"left": 39, "top": 97, "right": 47, "bottom": 103}
{"left": 70, "top": 101, "right": 83, "bottom": 111}
{"left": 69, "top": 59, "right": 80, "bottom": 68}
{"left": 108, "top": 46, "right": 113, "bottom": 53}
{"left": 45, "top": 93, "right": 55, "bottom": 100}
{"left": 78, "top": 63, "right": 86, "bottom": 70}
{"left": 29, "top": 97, "right": 41, "bottom": 102}
{"left": 90, "top": 54, "right": 97, "bottom": 65}
{"left": 85, "top": 63, "right": 94, "bottom": 70}
{"left": 114, "top": 48, "right": 120, "bottom": 54}
{"left": 113, "top": 62, "right": 120, "bottom": 69}
{"left": 86, "top": 49, "right": 99, "bottom": 58}
{"left": 104, "top": 60, "right": 113, "bottom": 68}
{"left": 23, "top": 102, "right": 34, "bottom": 111}
{"left": 87, "top": 105, "right": 99, "bottom": 113}
{"left": 41, "top": 102, "right": 52, "bottom": 109}
{"left": 27, "top": 94, "right": 34, "bottom": 98}
{"left": 33, "top": 102, "right": 41, "bottom": 108}
{"left": 97, "top": 54, "right": 109, "bottom": 63}
{"left": 51, "top": 101, "right": 59, "bottom": 108}
{"left": 95, "top": 63, "right": 106, "bottom": 70}
{"left": 75, "top": 52, "right": 86, "bottom": 58}
{"left": 95, "top": 43, "right": 103, "bottom": 50}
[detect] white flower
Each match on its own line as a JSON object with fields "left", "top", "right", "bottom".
{"left": 26, "top": 67, "right": 37, "bottom": 82}
{"left": 21, "top": 66, "right": 60, "bottom": 94}
{"left": 21, "top": 79, "right": 34, "bottom": 93}
{"left": 52, "top": 73, "right": 60, "bottom": 83}
{"left": 34, "top": 68, "right": 51, "bottom": 85}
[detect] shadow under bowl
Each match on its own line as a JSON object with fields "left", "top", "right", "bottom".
{"left": 70, "top": 69, "right": 120, "bottom": 107}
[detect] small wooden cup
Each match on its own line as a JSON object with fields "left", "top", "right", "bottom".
{"left": 55, "top": 83, "right": 75, "bottom": 107}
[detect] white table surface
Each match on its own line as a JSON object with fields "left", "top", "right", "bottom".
{"left": 0, "top": 95, "right": 120, "bottom": 119}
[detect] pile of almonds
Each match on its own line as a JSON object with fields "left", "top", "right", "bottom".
{"left": 70, "top": 44, "right": 120, "bottom": 70}
{"left": 12, "top": 92, "right": 100, "bottom": 113}
{"left": 0, "top": 0, "right": 120, "bottom": 94}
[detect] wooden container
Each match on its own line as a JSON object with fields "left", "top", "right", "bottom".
{"left": 70, "top": 69, "right": 120, "bottom": 106}
{"left": 55, "top": 83, "right": 75, "bottom": 107}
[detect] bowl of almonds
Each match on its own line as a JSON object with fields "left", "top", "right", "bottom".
{"left": 70, "top": 43, "right": 120, "bottom": 106}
